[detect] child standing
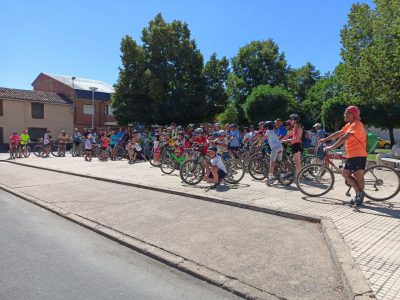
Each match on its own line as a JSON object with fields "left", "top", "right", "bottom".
{"left": 85, "top": 130, "right": 93, "bottom": 161}
{"left": 100, "top": 133, "right": 110, "bottom": 161}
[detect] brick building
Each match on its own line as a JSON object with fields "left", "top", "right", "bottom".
{"left": 0, "top": 87, "right": 73, "bottom": 145}
{"left": 32, "top": 73, "right": 116, "bottom": 131}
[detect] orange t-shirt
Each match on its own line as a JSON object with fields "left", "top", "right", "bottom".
{"left": 341, "top": 121, "right": 367, "bottom": 158}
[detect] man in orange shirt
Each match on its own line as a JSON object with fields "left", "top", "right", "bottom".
{"left": 319, "top": 106, "right": 367, "bottom": 207}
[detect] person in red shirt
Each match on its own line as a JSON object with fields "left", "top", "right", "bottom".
{"left": 9, "top": 131, "right": 20, "bottom": 159}
{"left": 100, "top": 133, "right": 110, "bottom": 161}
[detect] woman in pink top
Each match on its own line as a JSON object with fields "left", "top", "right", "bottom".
{"left": 9, "top": 131, "right": 20, "bottom": 160}
{"left": 282, "top": 114, "right": 303, "bottom": 178}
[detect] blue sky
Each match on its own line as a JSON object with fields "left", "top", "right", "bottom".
{"left": 1, "top": 0, "right": 374, "bottom": 90}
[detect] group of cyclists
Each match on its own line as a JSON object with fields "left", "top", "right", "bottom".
{"left": 8, "top": 105, "right": 372, "bottom": 207}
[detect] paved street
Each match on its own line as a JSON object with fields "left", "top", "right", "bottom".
{"left": 0, "top": 189, "right": 242, "bottom": 300}
{"left": 0, "top": 159, "right": 346, "bottom": 300}
{"left": 1, "top": 154, "right": 400, "bottom": 299}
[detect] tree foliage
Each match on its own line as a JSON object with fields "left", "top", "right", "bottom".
{"left": 113, "top": 14, "right": 230, "bottom": 125}
{"left": 288, "top": 62, "right": 320, "bottom": 103}
{"left": 340, "top": 0, "right": 400, "bottom": 143}
{"left": 203, "top": 53, "right": 230, "bottom": 117}
{"left": 242, "top": 85, "right": 294, "bottom": 124}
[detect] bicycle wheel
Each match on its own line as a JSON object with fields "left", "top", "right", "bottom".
{"left": 296, "top": 163, "right": 335, "bottom": 197}
{"left": 248, "top": 157, "right": 268, "bottom": 180}
{"left": 160, "top": 156, "right": 176, "bottom": 174}
{"left": 51, "top": 144, "right": 61, "bottom": 157}
{"left": 240, "top": 151, "right": 252, "bottom": 169}
{"left": 224, "top": 159, "right": 245, "bottom": 184}
{"left": 115, "top": 145, "right": 125, "bottom": 160}
{"left": 33, "top": 145, "right": 43, "bottom": 157}
{"left": 149, "top": 150, "right": 161, "bottom": 167}
{"left": 23, "top": 145, "right": 31, "bottom": 158}
{"left": 364, "top": 165, "right": 400, "bottom": 201}
{"left": 180, "top": 159, "right": 204, "bottom": 185}
{"left": 277, "top": 160, "right": 295, "bottom": 186}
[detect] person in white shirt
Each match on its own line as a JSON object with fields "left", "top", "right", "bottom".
{"left": 203, "top": 146, "right": 227, "bottom": 187}
{"left": 258, "top": 121, "right": 283, "bottom": 183}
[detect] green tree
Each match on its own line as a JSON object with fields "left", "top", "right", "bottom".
{"left": 301, "top": 64, "right": 346, "bottom": 127}
{"left": 222, "top": 39, "right": 288, "bottom": 123}
{"left": 142, "top": 14, "right": 206, "bottom": 124}
{"left": 288, "top": 62, "right": 320, "bottom": 102}
{"left": 340, "top": 0, "right": 400, "bottom": 143}
{"left": 113, "top": 14, "right": 208, "bottom": 125}
{"left": 242, "top": 85, "right": 294, "bottom": 124}
{"left": 112, "top": 36, "right": 152, "bottom": 125}
{"left": 203, "top": 53, "right": 230, "bottom": 118}
{"left": 216, "top": 102, "right": 238, "bottom": 125}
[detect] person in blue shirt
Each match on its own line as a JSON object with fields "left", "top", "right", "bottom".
{"left": 275, "top": 118, "right": 287, "bottom": 140}
{"left": 109, "top": 131, "right": 120, "bottom": 161}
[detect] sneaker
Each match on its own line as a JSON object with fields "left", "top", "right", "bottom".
{"left": 349, "top": 198, "right": 356, "bottom": 205}
{"left": 355, "top": 191, "right": 365, "bottom": 207}
{"left": 210, "top": 182, "right": 220, "bottom": 189}
{"left": 267, "top": 177, "right": 275, "bottom": 185}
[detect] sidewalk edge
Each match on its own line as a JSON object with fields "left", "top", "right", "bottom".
{"left": 321, "top": 218, "right": 375, "bottom": 300}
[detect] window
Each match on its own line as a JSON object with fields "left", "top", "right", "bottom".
{"left": 31, "top": 103, "right": 44, "bottom": 119}
{"left": 83, "top": 104, "right": 95, "bottom": 115}
{"left": 104, "top": 105, "right": 113, "bottom": 116}
{"left": 28, "top": 127, "right": 47, "bottom": 141}
{"left": 0, "top": 100, "right": 3, "bottom": 116}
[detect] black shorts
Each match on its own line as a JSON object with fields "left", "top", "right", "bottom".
{"left": 101, "top": 147, "right": 107, "bottom": 151}
{"left": 110, "top": 144, "right": 115, "bottom": 149}
{"left": 208, "top": 169, "right": 227, "bottom": 182}
{"left": 344, "top": 157, "right": 367, "bottom": 172}
{"left": 291, "top": 143, "right": 303, "bottom": 154}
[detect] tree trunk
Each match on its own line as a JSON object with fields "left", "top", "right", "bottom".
{"left": 389, "top": 127, "right": 395, "bottom": 146}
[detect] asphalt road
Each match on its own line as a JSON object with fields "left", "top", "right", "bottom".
{"left": 0, "top": 190, "right": 240, "bottom": 300}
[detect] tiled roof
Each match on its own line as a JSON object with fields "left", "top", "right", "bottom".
{"left": 0, "top": 87, "right": 72, "bottom": 105}
{"left": 42, "top": 73, "right": 114, "bottom": 94}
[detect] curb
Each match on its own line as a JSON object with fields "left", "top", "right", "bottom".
{"left": 321, "top": 219, "right": 375, "bottom": 300}
{"left": 1, "top": 161, "right": 375, "bottom": 299}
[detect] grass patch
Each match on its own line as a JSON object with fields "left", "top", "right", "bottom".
{"left": 368, "top": 148, "right": 391, "bottom": 161}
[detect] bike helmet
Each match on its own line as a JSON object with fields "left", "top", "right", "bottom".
{"left": 208, "top": 146, "right": 217, "bottom": 152}
{"left": 194, "top": 128, "right": 204, "bottom": 134}
{"left": 289, "top": 114, "right": 300, "bottom": 121}
{"left": 258, "top": 121, "right": 265, "bottom": 126}
{"left": 265, "top": 121, "right": 274, "bottom": 130}
{"left": 230, "top": 123, "right": 238, "bottom": 128}
{"left": 218, "top": 130, "right": 226, "bottom": 136}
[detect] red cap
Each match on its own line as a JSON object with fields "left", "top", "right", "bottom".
{"left": 346, "top": 106, "right": 361, "bottom": 120}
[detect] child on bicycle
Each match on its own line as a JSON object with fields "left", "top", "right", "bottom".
{"left": 215, "top": 130, "right": 230, "bottom": 160}
{"left": 19, "top": 129, "right": 30, "bottom": 158}
{"left": 203, "top": 146, "right": 227, "bottom": 188}
{"left": 9, "top": 131, "right": 20, "bottom": 159}
{"left": 258, "top": 121, "right": 283, "bottom": 184}
{"left": 110, "top": 131, "right": 119, "bottom": 161}
{"left": 100, "top": 133, "right": 110, "bottom": 161}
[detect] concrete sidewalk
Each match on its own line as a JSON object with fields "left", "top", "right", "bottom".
{"left": 2, "top": 155, "right": 400, "bottom": 299}
{"left": 0, "top": 163, "right": 347, "bottom": 299}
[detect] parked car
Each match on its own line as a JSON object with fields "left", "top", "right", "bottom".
{"left": 377, "top": 137, "right": 391, "bottom": 149}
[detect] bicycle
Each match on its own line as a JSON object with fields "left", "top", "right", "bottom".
{"left": 159, "top": 146, "right": 190, "bottom": 174}
{"left": 19, "top": 143, "right": 32, "bottom": 158}
{"left": 71, "top": 142, "right": 83, "bottom": 157}
{"left": 296, "top": 149, "right": 400, "bottom": 201}
{"left": 179, "top": 144, "right": 245, "bottom": 186}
